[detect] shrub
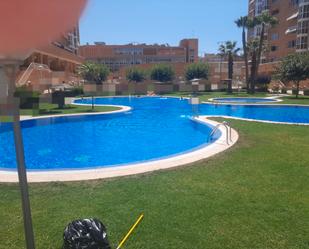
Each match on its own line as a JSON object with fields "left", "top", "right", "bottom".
{"left": 150, "top": 64, "right": 175, "bottom": 83}
{"left": 126, "top": 67, "right": 147, "bottom": 83}
{"left": 185, "top": 62, "right": 210, "bottom": 81}
{"left": 14, "top": 86, "right": 40, "bottom": 109}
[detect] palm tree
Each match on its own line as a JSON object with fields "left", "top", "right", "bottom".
{"left": 255, "top": 11, "right": 278, "bottom": 76}
{"left": 235, "top": 16, "right": 250, "bottom": 92}
{"left": 218, "top": 41, "right": 240, "bottom": 93}
{"left": 247, "top": 38, "right": 260, "bottom": 93}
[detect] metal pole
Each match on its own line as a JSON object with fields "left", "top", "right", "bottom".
{"left": 2, "top": 62, "right": 36, "bottom": 249}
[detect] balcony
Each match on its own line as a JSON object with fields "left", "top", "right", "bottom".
{"left": 285, "top": 26, "right": 298, "bottom": 34}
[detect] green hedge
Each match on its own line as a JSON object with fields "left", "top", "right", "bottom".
{"left": 14, "top": 86, "right": 40, "bottom": 109}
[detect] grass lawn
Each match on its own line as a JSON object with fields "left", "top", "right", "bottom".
{"left": 20, "top": 103, "right": 121, "bottom": 116}
{"left": 0, "top": 119, "right": 308, "bottom": 249}
{"left": 166, "top": 92, "right": 309, "bottom": 105}
{"left": 0, "top": 103, "right": 121, "bottom": 123}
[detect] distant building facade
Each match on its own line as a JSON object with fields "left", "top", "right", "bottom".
{"left": 201, "top": 53, "right": 246, "bottom": 88}
{"left": 78, "top": 39, "right": 199, "bottom": 71}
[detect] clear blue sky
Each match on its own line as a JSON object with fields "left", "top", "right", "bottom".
{"left": 79, "top": 0, "right": 248, "bottom": 55}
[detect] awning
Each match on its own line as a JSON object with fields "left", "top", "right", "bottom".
{"left": 285, "top": 27, "right": 297, "bottom": 35}
{"left": 286, "top": 12, "right": 298, "bottom": 21}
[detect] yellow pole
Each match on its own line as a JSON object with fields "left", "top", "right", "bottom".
{"left": 116, "top": 214, "right": 144, "bottom": 249}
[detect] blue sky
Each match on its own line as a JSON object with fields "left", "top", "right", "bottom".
{"left": 79, "top": 0, "right": 248, "bottom": 55}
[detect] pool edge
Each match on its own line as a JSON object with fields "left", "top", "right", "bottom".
{"left": 0, "top": 118, "right": 239, "bottom": 183}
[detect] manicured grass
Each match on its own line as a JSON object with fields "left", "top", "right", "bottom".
{"left": 0, "top": 104, "right": 120, "bottom": 123}
{"left": 0, "top": 120, "right": 308, "bottom": 249}
{"left": 166, "top": 92, "right": 309, "bottom": 105}
{"left": 19, "top": 103, "right": 121, "bottom": 117}
{"left": 279, "top": 95, "right": 309, "bottom": 105}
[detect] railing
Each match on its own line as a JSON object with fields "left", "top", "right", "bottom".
{"left": 208, "top": 121, "right": 232, "bottom": 145}
{"left": 17, "top": 63, "right": 51, "bottom": 86}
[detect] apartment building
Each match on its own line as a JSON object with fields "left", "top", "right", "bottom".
{"left": 53, "top": 25, "right": 81, "bottom": 55}
{"left": 78, "top": 39, "right": 199, "bottom": 71}
{"left": 248, "top": 0, "right": 309, "bottom": 62}
{"left": 248, "top": 0, "right": 309, "bottom": 90}
{"left": 18, "top": 26, "right": 84, "bottom": 89}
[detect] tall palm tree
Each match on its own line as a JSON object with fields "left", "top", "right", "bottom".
{"left": 247, "top": 39, "right": 258, "bottom": 93}
{"left": 255, "top": 11, "right": 278, "bottom": 76}
{"left": 219, "top": 41, "right": 240, "bottom": 93}
{"left": 235, "top": 16, "right": 250, "bottom": 92}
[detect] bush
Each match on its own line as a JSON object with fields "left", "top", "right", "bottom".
{"left": 256, "top": 75, "right": 271, "bottom": 92}
{"left": 126, "top": 67, "right": 147, "bottom": 83}
{"left": 14, "top": 86, "right": 40, "bottom": 109}
{"left": 63, "top": 87, "right": 84, "bottom": 97}
{"left": 150, "top": 64, "right": 175, "bottom": 83}
{"left": 185, "top": 63, "right": 210, "bottom": 81}
{"left": 304, "top": 90, "right": 309, "bottom": 96}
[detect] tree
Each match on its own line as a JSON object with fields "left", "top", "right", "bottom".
{"left": 255, "top": 11, "right": 278, "bottom": 78}
{"left": 78, "top": 62, "right": 110, "bottom": 84}
{"left": 218, "top": 41, "right": 240, "bottom": 93}
{"left": 247, "top": 38, "right": 259, "bottom": 93}
{"left": 277, "top": 53, "right": 309, "bottom": 98}
{"left": 185, "top": 62, "right": 210, "bottom": 81}
{"left": 126, "top": 67, "right": 147, "bottom": 83}
{"left": 235, "top": 16, "right": 251, "bottom": 92}
{"left": 150, "top": 64, "right": 175, "bottom": 83}
{"left": 78, "top": 62, "right": 110, "bottom": 110}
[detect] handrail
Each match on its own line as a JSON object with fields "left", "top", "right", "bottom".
{"left": 17, "top": 62, "right": 51, "bottom": 86}
{"left": 208, "top": 121, "right": 233, "bottom": 145}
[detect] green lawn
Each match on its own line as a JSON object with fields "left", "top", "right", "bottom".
{"left": 0, "top": 119, "right": 308, "bottom": 249}
{"left": 166, "top": 92, "right": 309, "bottom": 105}
{"left": 20, "top": 103, "right": 121, "bottom": 116}
{"left": 0, "top": 103, "right": 121, "bottom": 123}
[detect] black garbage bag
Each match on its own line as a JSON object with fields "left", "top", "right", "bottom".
{"left": 63, "top": 218, "right": 112, "bottom": 249}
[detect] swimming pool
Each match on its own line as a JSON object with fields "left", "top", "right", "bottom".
{"left": 0, "top": 97, "right": 220, "bottom": 170}
{"left": 0, "top": 96, "right": 308, "bottom": 171}
{"left": 211, "top": 97, "right": 279, "bottom": 103}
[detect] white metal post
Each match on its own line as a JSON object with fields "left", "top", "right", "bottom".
{"left": 1, "top": 61, "right": 36, "bottom": 249}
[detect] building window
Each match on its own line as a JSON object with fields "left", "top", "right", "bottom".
{"left": 271, "top": 9, "right": 279, "bottom": 15}
{"left": 298, "top": 20, "right": 309, "bottom": 34}
{"left": 271, "top": 45, "right": 278, "bottom": 51}
{"left": 271, "top": 33, "right": 279, "bottom": 40}
{"left": 299, "top": 5, "right": 309, "bottom": 19}
{"left": 296, "top": 36, "right": 308, "bottom": 50}
{"left": 255, "top": 0, "right": 268, "bottom": 15}
{"left": 290, "top": 0, "right": 299, "bottom": 7}
{"left": 288, "top": 40, "right": 296, "bottom": 48}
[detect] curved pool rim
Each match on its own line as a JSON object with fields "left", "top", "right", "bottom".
{"left": 74, "top": 96, "right": 309, "bottom": 126}
{"left": 208, "top": 97, "right": 282, "bottom": 104}
{"left": 0, "top": 117, "right": 238, "bottom": 183}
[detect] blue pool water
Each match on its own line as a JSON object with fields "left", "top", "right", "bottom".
{"left": 1, "top": 97, "right": 309, "bottom": 171}
{"left": 0, "top": 97, "right": 218, "bottom": 170}
{"left": 212, "top": 97, "right": 278, "bottom": 103}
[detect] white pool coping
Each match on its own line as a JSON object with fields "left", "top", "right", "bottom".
{"left": 0, "top": 117, "right": 239, "bottom": 183}
{"left": 202, "top": 115, "right": 309, "bottom": 126}
{"left": 207, "top": 96, "right": 283, "bottom": 105}
{"left": 20, "top": 105, "right": 132, "bottom": 121}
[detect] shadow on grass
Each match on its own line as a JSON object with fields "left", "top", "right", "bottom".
{"left": 53, "top": 106, "right": 77, "bottom": 110}
{"left": 38, "top": 109, "right": 62, "bottom": 115}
